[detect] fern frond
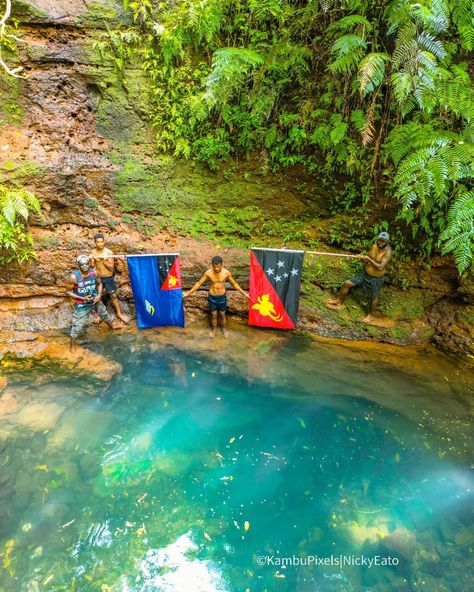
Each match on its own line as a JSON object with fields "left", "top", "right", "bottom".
{"left": 327, "top": 15, "right": 372, "bottom": 36}
{"left": 205, "top": 47, "right": 265, "bottom": 106}
{"left": 392, "top": 21, "right": 416, "bottom": 69}
{"left": 328, "top": 34, "right": 366, "bottom": 74}
{"left": 451, "top": 0, "right": 474, "bottom": 50}
{"left": 329, "top": 115, "right": 348, "bottom": 144}
{"left": 320, "top": 0, "right": 335, "bottom": 12}
{"left": 358, "top": 52, "right": 389, "bottom": 96}
{"left": 440, "top": 189, "right": 474, "bottom": 273}
{"left": 361, "top": 106, "right": 375, "bottom": 145}
{"left": 385, "top": 0, "right": 411, "bottom": 34}
{"left": 417, "top": 31, "right": 446, "bottom": 60}
{"left": 391, "top": 71, "right": 412, "bottom": 105}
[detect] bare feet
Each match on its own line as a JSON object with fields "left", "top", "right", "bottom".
{"left": 222, "top": 329, "right": 229, "bottom": 338}
{"left": 117, "top": 313, "right": 130, "bottom": 324}
{"left": 325, "top": 299, "right": 345, "bottom": 310}
{"left": 92, "top": 316, "right": 101, "bottom": 324}
{"left": 361, "top": 314, "right": 373, "bottom": 323}
{"left": 209, "top": 329, "right": 216, "bottom": 338}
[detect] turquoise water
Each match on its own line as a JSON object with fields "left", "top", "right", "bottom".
{"left": 1, "top": 331, "right": 473, "bottom": 592}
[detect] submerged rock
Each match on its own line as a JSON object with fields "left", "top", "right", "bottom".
{"left": 380, "top": 527, "right": 417, "bottom": 561}
{"left": 15, "top": 401, "right": 63, "bottom": 432}
{"left": 0, "top": 376, "right": 7, "bottom": 393}
{"left": 1, "top": 335, "right": 122, "bottom": 391}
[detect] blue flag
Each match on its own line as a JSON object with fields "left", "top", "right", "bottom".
{"left": 127, "top": 254, "right": 185, "bottom": 329}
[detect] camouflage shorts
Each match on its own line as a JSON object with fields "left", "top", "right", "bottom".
{"left": 70, "top": 302, "right": 110, "bottom": 338}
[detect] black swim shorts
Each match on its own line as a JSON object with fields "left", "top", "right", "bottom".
{"left": 208, "top": 294, "right": 227, "bottom": 312}
{"left": 349, "top": 272, "right": 385, "bottom": 301}
{"left": 100, "top": 276, "right": 117, "bottom": 295}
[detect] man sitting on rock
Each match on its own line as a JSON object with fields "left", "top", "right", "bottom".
{"left": 326, "top": 231, "right": 393, "bottom": 322}
{"left": 90, "top": 232, "right": 130, "bottom": 324}
{"left": 66, "top": 255, "right": 118, "bottom": 353}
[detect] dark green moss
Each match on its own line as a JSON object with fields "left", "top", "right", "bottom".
{"left": 0, "top": 160, "right": 46, "bottom": 185}
{"left": 0, "top": 73, "right": 24, "bottom": 125}
{"left": 76, "top": 1, "right": 131, "bottom": 29}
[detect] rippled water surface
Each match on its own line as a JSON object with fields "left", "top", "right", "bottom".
{"left": 1, "top": 330, "right": 473, "bottom": 592}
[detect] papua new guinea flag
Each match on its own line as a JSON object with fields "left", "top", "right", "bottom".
{"left": 127, "top": 254, "right": 185, "bottom": 329}
{"left": 249, "top": 248, "right": 304, "bottom": 330}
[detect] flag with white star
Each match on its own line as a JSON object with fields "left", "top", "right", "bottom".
{"left": 127, "top": 254, "right": 184, "bottom": 328}
{"left": 249, "top": 248, "right": 304, "bottom": 329}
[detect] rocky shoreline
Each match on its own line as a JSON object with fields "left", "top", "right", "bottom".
{"left": 1, "top": 0, "right": 472, "bottom": 357}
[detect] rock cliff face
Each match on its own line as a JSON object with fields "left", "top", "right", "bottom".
{"left": 0, "top": 0, "right": 472, "bottom": 355}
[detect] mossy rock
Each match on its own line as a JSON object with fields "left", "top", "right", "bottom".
{"left": 0, "top": 160, "right": 46, "bottom": 185}
{"left": 10, "top": 0, "right": 48, "bottom": 22}
{"left": 96, "top": 71, "right": 151, "bottom": 144}
{"left": 0, "top": 73, "right": 24, "bottom": 126}
{"left": 76, "top": 0, "right": 132, "bottom": 28}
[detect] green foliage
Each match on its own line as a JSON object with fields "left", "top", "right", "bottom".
{"left": 0, "top": 185, "right": 40, "bottom": 263}
{"left": 440, "top": 191, "right": 474, "bottom": 273}
{"left": 94, "top": 0, "right": 474, "bottom": 271}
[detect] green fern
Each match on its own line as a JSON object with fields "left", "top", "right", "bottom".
{"left": 327, "top": 15, "right": 373, "bottom": 35}
{"left": 0, "top": 186, "right": 40, "bottom": 263}
{"left": 329, "top": 34, "right": 367, "bottom": 74}
{"left": 440, "top": 191, "right": 474, "bottom": 273}
{"left": 451, "top": 0, "right": 474, "bottom": 50}
{"left": 204, "top": 47, "right": 265, "bottom": 107}
{"left": 358, "top": 52, "right": 389, "bottom": 95}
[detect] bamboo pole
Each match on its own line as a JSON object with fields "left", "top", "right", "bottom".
{"left": 91, "top": 253, "right": 179, "bottom": 259}
{"left": 305, "top": 250, "right": 361, "bottom": 258}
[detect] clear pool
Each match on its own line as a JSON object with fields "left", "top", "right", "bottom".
{"left": 0, "top": 330, "right": 473, "bottom": 592}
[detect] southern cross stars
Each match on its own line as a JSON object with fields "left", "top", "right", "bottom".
{"left": 266, "top": 264, "right": 299, "bottom": 279}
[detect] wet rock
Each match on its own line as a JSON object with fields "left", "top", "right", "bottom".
{"left": 15, "top": 401, "right": 63, "bottom": 431}
{"left": 40, "top": 500, "right": 70, "bottom": 522}
{"left": 427, "top": 298, "right": 474, "bottom": 355}
{"left": 381, "top": 527, "right": 417, "bottom": 561}
{"left": 0, "top": 297, "right": 70, "bottom": 333}
{"left": 1, "top": 336, "right": 122, "bottom": 387}
{"left": 439, "top": 520, "right": 458, "bottom": 543}
{"left": 49, "top": 408, "right": 115, "bottom": 450}
{"left": 458, "top": 272, "right": 474, "bottom": 305}
{"left": 0, "top": 390, "right": 18, "bottom": 418}
{"left": 454, "top": 528, "right": 474, "bottom": 547}
{"left": 0, "top": 376, "right": 7, "bottom": 392}
{"left": 79, "top": 454, "right": 100, "bottom": 480}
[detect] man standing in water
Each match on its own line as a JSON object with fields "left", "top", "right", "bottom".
{"left": 66, "top": 255, "right": 118, "bottom": 353}
{"left": 90, "top": 232, "right": 130, "bottom": 323}
{"left": 184, "top": 256, "right": 249, "bottom": 337}
{"left": 326, "top": 231, "right": 393, "bottom": 322}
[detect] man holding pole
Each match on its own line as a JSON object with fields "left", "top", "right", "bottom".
{"left": 325, "top": 231, "right": 392, "bottom": 322}
{"left": 90, "top": 232, "right": 130, "bottom": 323}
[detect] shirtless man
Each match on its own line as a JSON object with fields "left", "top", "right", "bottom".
{"left": 90, "top": 232, "right": 130, "bottom": 323}
{"left": 184, "top": 256, "right": 249, "bottom": 337}
{"left": 326, "top": 231, "right": 393, "bottom": 322}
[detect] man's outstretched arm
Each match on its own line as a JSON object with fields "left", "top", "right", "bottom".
{"left": 184, "top": 273, "right": 209, "bottom": 298}
{"left": 360, "top": 249, "right": 392, "bottom": 271}
{"left": 228, "top": 273, "right": 249, "bottom": 298}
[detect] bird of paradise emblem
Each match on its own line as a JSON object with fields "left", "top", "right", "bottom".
{"left": 145, "top": 299, "right": 155, "bottom": 315}
{"left": 251, "top": 294, "right": 283, "bottom": 322}
{"left": 168, "top": 274, "right": 178, "bottom": 287}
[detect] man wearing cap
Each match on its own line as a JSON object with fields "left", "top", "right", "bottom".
{"left": 326, "top": 232, "right": 393, "bottom": 322}
{"left": 66, "top": 255, "right": 118, "bottom": 353}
